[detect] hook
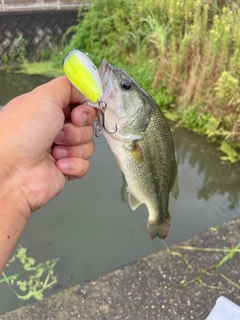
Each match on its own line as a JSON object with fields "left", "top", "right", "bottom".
{"left": 95, "top": 121, "right": 102, "bottom": 137}
{"left": 95, "top": 100, "right": 117, "bottom": 137}
{"left": 101, "top": 107, "right": 117, "bottom": 134}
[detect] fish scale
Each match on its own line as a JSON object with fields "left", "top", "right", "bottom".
{"left": 98, "top": 60, "right": 179, "bottom": 239}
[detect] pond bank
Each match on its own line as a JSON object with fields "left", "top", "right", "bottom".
{"left": 1, "top": 217, "right": 240, "bottom": 320}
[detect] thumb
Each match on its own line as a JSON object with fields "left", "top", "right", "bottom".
{"left": 31, "top": 76, "right": 84, "bottom": 110}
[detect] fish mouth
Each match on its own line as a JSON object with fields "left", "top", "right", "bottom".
{"left": 98, "top": 59, "right": 116, "bottom": 103}
{"left": 99, "top": 59, "right": 113, "bottom": 89}
{"left": 83, "top": 60, "right": 112, "bottom": 109}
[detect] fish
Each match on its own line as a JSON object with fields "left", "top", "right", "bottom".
{"left": 97, "top": 60, "right": 179, "bottom": 239}
{"left": 63, "top": 50, "right": 103, "bottom": 103}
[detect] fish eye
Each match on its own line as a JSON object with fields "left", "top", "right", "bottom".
{"left": 120, "top": 79, "right": 132, "bottom": 91}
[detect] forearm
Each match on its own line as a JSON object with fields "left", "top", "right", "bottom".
{"left": 0, "top": 77, "right": 96, "bottom": 273}
{"left": 0, "top": 176, "right": 31, "bottom": 274}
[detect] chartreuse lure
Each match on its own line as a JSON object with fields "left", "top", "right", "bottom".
{"left": 63, "top": 49, "right": 103, "bottom": 103}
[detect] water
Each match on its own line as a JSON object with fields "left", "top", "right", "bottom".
{"left": 0, "top": 71, "right": 239, "bottom": 314}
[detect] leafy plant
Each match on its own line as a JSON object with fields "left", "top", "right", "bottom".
{"left": 62, "top": 0, "right": 140, "bottom": 66}
{"left": 179, "top": 106, "right": 211, "bottom": 134}
{"left": 220, "top": 141, "right": 240, "bottom": 163}
{"left": 7, "top": 36, "right": 27, "bottom": 64}
{"left": 0, "top": 246, "right": 59, "bottom": 301}
{"left": 39, "top": 48, "right": 51, "bottom": 60}
{"left": 17, "top": 36, "right": 27, "bottom": 62}
{"left": 2, "top": 52, "right": 8, "bottom": 64}
{"left": 215, "top": 71, "right": 240, "bottom": 108}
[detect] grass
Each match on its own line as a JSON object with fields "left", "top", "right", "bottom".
{"left": 0, "top": 246, "right": 59, "bottom": 301}
{"left": 16, "top": 62, "right": 64, "bottom": 78}
{"left": 168, "top": 242, "right": 240, "bottom": 289}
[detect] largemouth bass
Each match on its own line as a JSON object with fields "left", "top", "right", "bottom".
{"left": 98, "top": 60, "right": 179, "bottom": 239}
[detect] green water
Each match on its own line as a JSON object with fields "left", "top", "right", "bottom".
{"left": 0, "top": 71, "right": 239, "bottom": 314}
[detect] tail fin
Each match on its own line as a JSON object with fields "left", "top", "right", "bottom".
{"left": 147, "top": 220, "right": 170, "bottom": 239}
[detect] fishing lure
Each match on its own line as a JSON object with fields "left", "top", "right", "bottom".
{"left": 63, "top": 49, "right": 103, "bottom": 103}
{"left": 63, "top": 49, "right": 117, "bottom": 135}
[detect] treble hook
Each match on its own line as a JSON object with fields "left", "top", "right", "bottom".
{"left": 95, "top": 99, "right": 117, "bottom": 137}
{"left": 95, "top": 121, "right": 102, "bottom": 137}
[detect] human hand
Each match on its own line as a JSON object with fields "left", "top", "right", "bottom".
{"left": 0, "top": 76, "right": 96, "bottom": 217}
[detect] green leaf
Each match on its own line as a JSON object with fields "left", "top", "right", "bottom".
{"left": 205, "top": 117, "right": 220, "bottom": 136}
{"left": 220, "top": 141, "right": 240, "bottom": 163}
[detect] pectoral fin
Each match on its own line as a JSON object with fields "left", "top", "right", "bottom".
{"left": 129, "top": 141, "right": 144, "bottom": 163}
{"left": 128, "top": 193, "right": 142, "bottom": 211}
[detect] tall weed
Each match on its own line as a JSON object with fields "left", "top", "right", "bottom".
{"left": 143, "top": 0, "right": 240, "bottom": 146}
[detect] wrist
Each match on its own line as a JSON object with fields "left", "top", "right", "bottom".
{"left": 0, "top": 170, "right": 31, "bottom": 273}
{"left": 0, "top": 165, "right": 32, "bottom": 220}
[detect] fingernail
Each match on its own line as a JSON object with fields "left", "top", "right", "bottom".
{"left": 80, "top": 113, "right": 88, "bottom": 125}
{"left": 55, "top": 130, "right": 65, "bottom": 143}
{"left": 58, "top": 160, "right": 69, "bottom": 172}
{"left": 55, "top": 146, "right": 68, "bottom": 158}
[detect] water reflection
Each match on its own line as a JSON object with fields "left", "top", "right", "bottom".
{"left": 0, "top": 71, "right": 50, "bottom": 105}
{"left": 173, "top": 127, "right": 240, "bottom": 210}
{"left": 118, "top": 124, "right": 240, "bottom": 217}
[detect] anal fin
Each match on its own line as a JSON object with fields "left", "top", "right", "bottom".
{"left": 128, "top": 193, "right": 142, "bottom": 211}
